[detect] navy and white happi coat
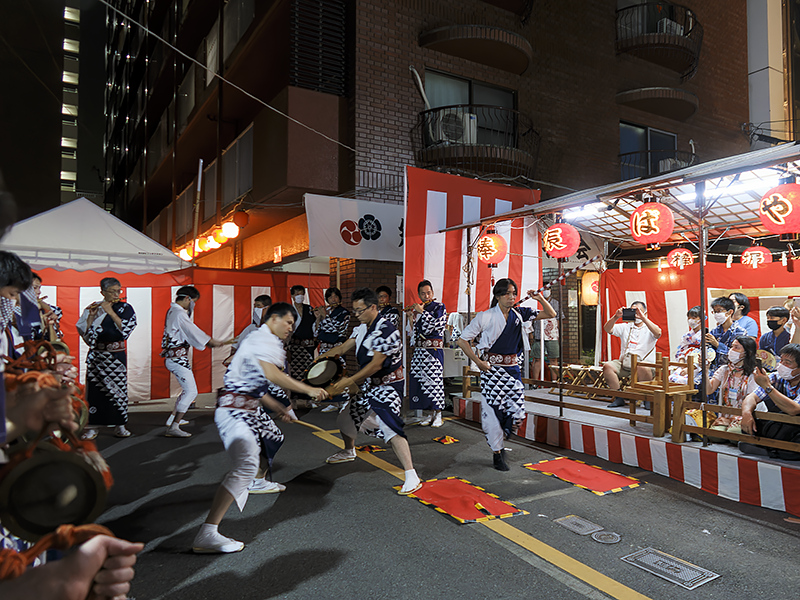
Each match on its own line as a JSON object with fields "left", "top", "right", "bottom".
{"left": 409, "top": 300, "right": 447, "bottom": 411}
{"left": 76, "top": 302, "right": 137, "bottom": 426}
{"left": 219, "top": 327, "right": 288, "bottom": 465}
{"left": 349, "top": 315, "right": 406, "bottom": 439}
{"left": 161, "top": 303, "right": 211, "bottom": 368}
{"left": 460, "top": 305, "right": 539, "bottom": 438}
{"left": 378, "top": 305, "right": 400, "bottom": 330}
{"left": 288, "top": 303, "right": 317, "bottom": 396}
{"left": 316, "top": 304, "right": 351, "bottom": 402}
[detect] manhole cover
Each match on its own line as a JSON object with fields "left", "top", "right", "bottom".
{"left": 621, "top": 548, "right": 720, "bottom": 590}
{"left": 592, "top": 531, "right": 621, "bottom": 544}
{"left": 553, "top": 515, "right": 604, "bottom": 535}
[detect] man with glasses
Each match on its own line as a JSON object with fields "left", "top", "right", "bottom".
{"left": 319, "top": 287, "right": 422, "bottom": 495}
{"left": 457, "top": 279, "right": 555, "bottom": 471}
{"left": 76, "top": 277, "right": 137, "bottom": 439}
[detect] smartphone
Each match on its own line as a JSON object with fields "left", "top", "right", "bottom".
{"left": 755, "top": 357, "right": 763, "bottom": 371}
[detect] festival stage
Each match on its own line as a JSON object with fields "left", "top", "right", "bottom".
{"left": 452, "top": 389, "right": 800, "bottom": 518}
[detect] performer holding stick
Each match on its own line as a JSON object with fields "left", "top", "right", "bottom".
{"left": 287, "top": 285, "right": 317, "bottom": 407}
{"left": 193, "top": 302, "right": 328, "bottom": 554}
{"left": 319, "top": 287, "right": 422, "bottom": 495}
{"left": 405, "top": 280, "right": 447, "bottom": 427}
{"left": 314, "top": 287, "right": 351, "bottom": 412}
{"left": 161, "top": 286, "right": 226, "bottom": 437}
{"left": 457, "top": 279, "right": 555, "bottom": 471}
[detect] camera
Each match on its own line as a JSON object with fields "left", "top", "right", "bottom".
{"left": 621, "top": 308, "right": 636, "bottom": 321}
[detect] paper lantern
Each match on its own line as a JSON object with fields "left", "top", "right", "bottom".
{"left": 232, "top": 210, "right": 250, "bottom": 228}
{"left": 178, "top": 248, "right": 192, "bottom": 261}
{"left": 759, "top": 184, "right": 800, "bottom": 234}
{"left": 221, "top": 222, "right": 240, "bottom": 238}
{"left": 581, "top": 271, "right": 599, "bottom": 306}
{"left": 194, "top": 239, "right": 203, "bottom": 253}
{"left": 630, "top": 202, "right": 674, "bottom": 246}
{"left": 197, "top": 237, "right": 210, "bottom": 252}
{"left": 542, "top": 223, "right": 580, "bottom": 259}
{"left": 212, "top": 228, "right": 228, "bottom": 244}
{"left": 741, "top": 246, "right": 773, "bottom": 268}
{"left": 667, "top": 248, "right": 694, "bottom": 269}
{"left": 206, "top": 235, "right": 221, "bottom": 249}
{"left": 476, "top": 230, "right": 508, "bottom": 266}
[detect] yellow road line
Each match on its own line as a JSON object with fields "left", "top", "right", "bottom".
{"left": 311, "top": 422, "right": 653, "bottom": 600}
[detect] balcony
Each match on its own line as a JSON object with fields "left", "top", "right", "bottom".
{"left": 411, "top": 105, "right": 540, "bottom": 180}
{"left": 419, "top": 25, "right": 532, "bottom": 75}
{"left": 620, "top": 149, "right": 696, "bottom": 181}
{"left": 616, "top": 87, "right": 699, "bottom": 121}
{"left": 615, "top": 2, "right": 703, "bottom": 80}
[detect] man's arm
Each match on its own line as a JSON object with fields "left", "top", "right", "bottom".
{"left": 603, "top": 308, "right": 623, "bottom": 334}
{"left": 327, "top": 351, "right": 386, "bottom": 396}
{"left": 318, "top": 338, "right": 356, "bottom": 359}
{"left": 259, "top": 361, "right": 328, "bottom": 400}
{"left": 527, "top": 291, "right": 556, "bottom": 320}
{"left": 636, "top": 306, "right": 662, "bottom": 338}
{"left": 740, "top": 391, "right": 760, "bottom": 435}
{"left": 456, "top": 338, "right": 491, "bottom": 372}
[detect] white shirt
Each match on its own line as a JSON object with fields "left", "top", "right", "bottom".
{"left": 460, "top": 305, "right": 537, "bottom": 352}
{"left": 223, "top": 327, "right": 286, "bottom": 393}
{"left": 611, "top": 322, "right": 659, "bottom": 361}
{"left": 164, "top": 303, "right": 211, "bottom": 350}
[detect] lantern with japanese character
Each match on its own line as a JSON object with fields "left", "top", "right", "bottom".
{"left": 542, "top": 223, "right": 580, "bottom": 259}
{"left": 741, "top": 246, "right": 773, "bottom": 268}
{"left": 581, "top": 271, "right": 599, "bottom": 306}
{"left": 476, "top": 229, "right": 508, "bottom": 266}
{"left": 759, "top": 184, "right": 800, "bottom": 234}
{"left": 630, "top": 202, "right": 674, "bottom": 248}
{"left": 667, "top": 248, "right": 694, "bottom": 269}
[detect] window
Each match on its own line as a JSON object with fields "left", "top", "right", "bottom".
{"left": 64, "top": 7, "right": 80, "bottom": 23}
{"left": 63, "top": 71, "right": 79, "bottom": 85}
{"left": 63, "top": 38, "right": 80, "bottom": 54}
{"left": 619, "top": 122, "right": 677, "bottom": 180}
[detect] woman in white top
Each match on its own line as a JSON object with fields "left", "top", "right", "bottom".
{"left": 706, "top": 335, "right": 758, "bottom": 432}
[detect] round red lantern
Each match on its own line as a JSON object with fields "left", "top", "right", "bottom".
{"left": 630, "top": 202, "right": 674, "bottom": 247}
{"left": 741, "top": 246, "right": 773, "bottom": 268}
{"left": 759, "top": 184, "right": 800, "bottom": 234}
{"left": 232, "top": 210, "right": 250, "bottom": 228}
{"left": 667, "top": 248, "right": 694, "bottom": 269}
{"left": 476, "top": 230, "right": 508, "bottom": 266}
{"left": 542, "top": 223, "right": 580, "bottom": 259}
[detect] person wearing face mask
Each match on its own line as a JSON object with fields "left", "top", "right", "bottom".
{"left": 706, "top": 336, "right": 758, "bottom": 438}
{"left": 758, "top": 306, "right": 790, "bottom": 368}
{"left": 602, "top": 301, "right": 662, "bottom": 408}
{"left": 729, "top": 292, "right": 759, "bottom": 338}
{"left": 739, "top": 343, "right": 800, "bottom": 457}
{"left": 76, "top": 277, "right": 137, "bottom": 440}
{"left": 224, "top": 295, "right": 273, "bottom": 367}
{"left": 313, "top": 287, "right": 351, "bottom": 412}
{"left": 287, "top": 284, "right": 318, "bottom": 407}
{"left": 670, "top": 306, "right": 716, "bottom": 385}
{"left": 706, "top": 297, "right": 748, "bottom": 378}
{"left": 531, "top": 287, "right": 560, "bottom": 381}
{"left": 161, "top": 286, "right": 225, "bottom": 437}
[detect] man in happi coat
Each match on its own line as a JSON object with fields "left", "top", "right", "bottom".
{"left": 76, "top": 277, "right": 137, "bottom": 439}
{"left": 162, "top": 286, "right": 224, "bottom": 437}
{"left": 314, "top": 286, "right": 351, "bottom": 412}
{"left": 287, "top": 284, "right": 317, "bottom": 406}
{"left": 193, "top": 302, "right": 328, "bottom": 554}
{"left": 458, "top": 278, "right": 555, "bottom": 471}
{"left": 405, "top": 279, "right": 447, "bottom": 427}
{"left": 319, "top": 287, "right": 422, "bottom": 495}
{"left": 376, "top": 285, "right": 400, "bottom": 329}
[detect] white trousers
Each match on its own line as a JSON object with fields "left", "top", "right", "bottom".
{"left": 165, "top": 358, "right": 198, "bottom": 414}
{"left": 480, "top": 396, "right": 505, "bottom": 452}
{"left": 215, "top": 408, "right": 260, "bottom": 511}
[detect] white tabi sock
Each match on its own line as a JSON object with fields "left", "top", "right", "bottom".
{"left": 200, "top": 523, "right": 219, "bottom": 535}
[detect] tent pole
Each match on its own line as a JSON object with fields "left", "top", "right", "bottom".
{"left": 697, "top": 180, "right": 709, "bottom": 447}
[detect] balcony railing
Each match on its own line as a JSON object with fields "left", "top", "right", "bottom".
{"left": 411, "top": 104, "right": 540, "bottom": 180}
{"left": 615, "top": 2, "right": 703, "bottom": 80}
{"left": 620, "top": 150, "right": 696, "bottom": 181}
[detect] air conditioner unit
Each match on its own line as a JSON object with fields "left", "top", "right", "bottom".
{"left": 432, "top": 110, "right": 477, "bottom": 144}
{"left": 657, "top": 18, "right": 684, "bottom": 36}
{"left": 658, "top": 157, "right": 688, "bottom": 173}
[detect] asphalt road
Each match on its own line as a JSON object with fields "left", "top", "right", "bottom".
{"left": 92, "top": 407, "right": 800, "bottom": 600}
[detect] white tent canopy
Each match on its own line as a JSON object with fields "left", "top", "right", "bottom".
{"left": 0, "top": 198, "right": 188, "bottom": 274}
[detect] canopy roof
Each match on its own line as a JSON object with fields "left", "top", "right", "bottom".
{"left": 449, "top": 142, "right": 800, "bottom": 249}
{"left": 0, "top": 198, "right": 189, "bottom": 274}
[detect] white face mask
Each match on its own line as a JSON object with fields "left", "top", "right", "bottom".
{"left": 188, "top": 299, "right": 196, "bottom": 317}
{"left": 253, "top": 307, "right": 264, "bottom": 324}
{"left": 294, "top": 294, "right": 305, "bottom": 304}
{"left": 727, "top": 349, "right": 742, "bottom": 363}
{"left": 687, "top": 318, "right": 700, "bottom": 329}
{"left": 542, "top": 290, "right": 551, "bottom": 299}
{"left": 713, "top": 312, "right": 728, "bottom": 325}
{"left": 777, "top": 363, "right": 797, "bottom": 380}
{"left": 634, "top": 318, "right": 643, "bottom": 325}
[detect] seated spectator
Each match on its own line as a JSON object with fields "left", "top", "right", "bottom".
{"left": 758, "top": 306, "right": 790, "bottom": 369}
{"left": 729, "top": 292, "right": 759, "bottom": 338}
{"left": 602, "top": 301, "right": 661, "bottom": 408}
{"left": 740, "top": 343, "right": 800, "bottom": 458}
{"left": 707, "top": 336, "right": 758, "bottom": 435}
{"left": 706, "top": 296, "right": 748, "bottom": 378}
{"left": 670, "top": 305, "right": 714, "bottom": 385}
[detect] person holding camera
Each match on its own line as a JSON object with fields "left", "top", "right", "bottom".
{"left": 602, "top": 301, "right": 661, "bottom": 408}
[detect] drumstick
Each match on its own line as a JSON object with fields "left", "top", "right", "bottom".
{"left": 291, "top": 419, "right": 327, "bottom": 433}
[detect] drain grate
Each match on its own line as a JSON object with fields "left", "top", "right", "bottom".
{"left": 591, "top": 531, "right": 621, "bottom": 544}
{"left": 553, "top": 515, "right": 604, "bottom": 536}
{"left": 621, "top": 548, "right": 720, "bottom": 590}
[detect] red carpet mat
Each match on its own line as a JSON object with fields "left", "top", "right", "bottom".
{"left": 398, "top": 477, "right": 527, "bottom": 524}
{"left": 524, "top": 457, "right": 641, "bottom": 495}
